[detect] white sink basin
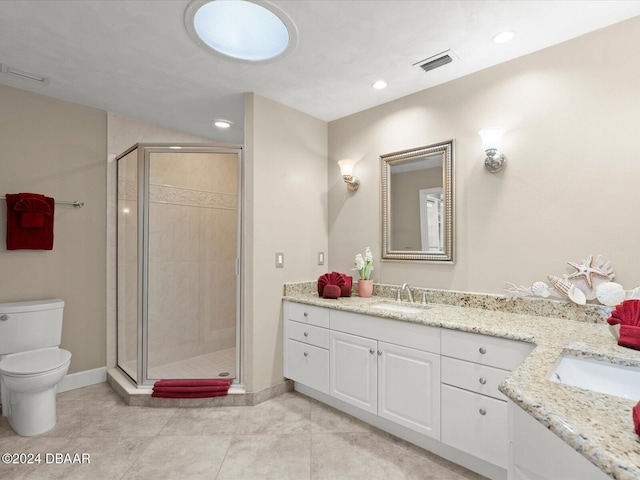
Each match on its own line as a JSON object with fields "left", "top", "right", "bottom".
{"left": 551, "top": 355, "right": 640, "bottom": 400}
{"left": 370, "top": 303, "right": 425, "bottom": 314}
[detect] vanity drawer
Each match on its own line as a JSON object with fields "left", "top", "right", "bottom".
{"left": 441, "top": 356, "right": 509, "bottom": 401}
{"left": 283, "top": 301, "right": 330, "bottom": 328}
{"left": 287, "top": 320, "right": 330, "bottom": 349}
{"left": 441, "top": 384, "right": 508, "bottom": 468}
{"left": 285, "top": 339, "right": 329, "bottom": 394}
{"left": 441, "top": 329, "right": 533, "bottom": 371}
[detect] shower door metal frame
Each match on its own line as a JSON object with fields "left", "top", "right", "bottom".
{"left": 116, "top": 143, "right": 243, "bottom": 389}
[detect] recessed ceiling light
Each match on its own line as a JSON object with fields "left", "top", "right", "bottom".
{"left": 492, "top": 31, "right": 516, "bottom": 44}
{"left": 185, "top": 0, "right": 298, "bottom": 62}
{"left": 372, "top": 80, "right": 387, "bottom": 90}
{"left": 213, "top": 119, "right": 232, "bottom": 129}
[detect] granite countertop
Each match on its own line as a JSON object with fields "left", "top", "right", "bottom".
{"left": 283, "top": 291, "right": 640, "bottom": 480}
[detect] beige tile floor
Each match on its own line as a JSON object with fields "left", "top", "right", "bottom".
{"left": 0, "top": 383, "right": 487, "bottom": 480}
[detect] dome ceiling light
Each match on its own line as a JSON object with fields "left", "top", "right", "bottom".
{"left": 185, "top": 0, "right": 297, "bottom": 62}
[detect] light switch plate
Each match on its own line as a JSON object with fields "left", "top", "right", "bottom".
{"left": 275, "top": 252, "right": 284, "bottom": 268}
{"left": 317, "top": 252, "right": 325, "bottom": 265}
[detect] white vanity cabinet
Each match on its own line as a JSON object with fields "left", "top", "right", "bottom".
{"left": 330, "top": 310, "right": 441, "bottom": 439}
{"left": 281, "top": 300, "right": 540, "bottom": 480}
{"left": 440, "top": 329, "right": 533, "bottom": 468}
{"left": 283, "top": 302, "right": 330, "bottom": 394}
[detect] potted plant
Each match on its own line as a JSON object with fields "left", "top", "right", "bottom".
{"left": 354, "top": 247, "right": 374, "bottom": 297}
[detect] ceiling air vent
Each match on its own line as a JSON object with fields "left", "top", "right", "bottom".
{"left": 413, "top": 50, "right": 458, "bottom": 73}
{"left": 1, "top": 64, "right": 50, "bottom": 85}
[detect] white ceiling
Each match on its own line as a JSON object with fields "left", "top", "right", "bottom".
{"left": 1, "top": 1, "right": 639, "bottom": 144}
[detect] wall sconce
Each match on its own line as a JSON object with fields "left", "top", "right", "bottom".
{"left": 337, "top": 158, "right": 360, "bottom": 191}
{"left": 479, "top": 128, "right": 506, "bottom": 173}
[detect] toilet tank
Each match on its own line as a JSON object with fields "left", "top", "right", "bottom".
{"left": 0, "top": 299, "right": 65, "bottom": 355}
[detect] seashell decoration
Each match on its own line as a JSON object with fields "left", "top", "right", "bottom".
{"left": 566, "top": 255, "right": 614, "bottom": 300}
{"left": 531, "top": 281, "right": 550, "bottom": 298}
{"left": 504, "top": 255, "right": 640, "bottom": 307}
{"left": 547, "top": 275, "right": 586, "bottom": 305}
{"left": 596, "top": 282, "right": 627, "bottom": 307}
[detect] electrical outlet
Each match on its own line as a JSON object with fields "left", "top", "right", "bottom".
{"left": 275, "top": 252, "right": 284, "bottom": 268}
{"left": 318, "top": 252, "right": 325, "bottom": 265}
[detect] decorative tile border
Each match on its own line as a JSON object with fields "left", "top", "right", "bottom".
{"left": 117, "top": 180, "right": 237, "bottom": 210}
{"left": 283, "top": 281, "right": 610, "bottom": 323}
{"left": 149, "top": 184, "right": 237, "bottom": 210}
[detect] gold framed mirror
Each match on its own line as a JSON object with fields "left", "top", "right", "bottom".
{"left": 381, "top": 140, "right": 454, "bottom": 263}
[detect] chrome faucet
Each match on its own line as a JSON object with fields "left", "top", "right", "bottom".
{"left": 400, "top": 283, "right": 414, "bottom": 303}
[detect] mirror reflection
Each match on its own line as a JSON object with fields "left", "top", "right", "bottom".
{"left": 381, "top": 140, "right": 454, "bottom": 263}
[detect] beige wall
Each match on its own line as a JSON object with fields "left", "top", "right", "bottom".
{"left": 328, "top": 17, "right": 640, "bottom": 295}
{"left": 0, "top": 85, "right": 107, "bottom": 374}
{"left": 244, "top": 93, "right": 328, "bottom": 392}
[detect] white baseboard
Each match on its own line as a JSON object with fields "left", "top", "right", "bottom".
{"left": 57, "top": 367, "right": 107, "bottom": 393}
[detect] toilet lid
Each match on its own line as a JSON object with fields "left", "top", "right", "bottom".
{"left": 0, "top": 348, "right": 71, "bottom": 376}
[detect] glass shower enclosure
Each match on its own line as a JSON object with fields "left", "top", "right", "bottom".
{"left": 116, "top": 144, "right": 242, "bottom": 387}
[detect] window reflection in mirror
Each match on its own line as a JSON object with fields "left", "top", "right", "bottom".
{"left": 381, "top": 140, "right": 454, "bottom": 263}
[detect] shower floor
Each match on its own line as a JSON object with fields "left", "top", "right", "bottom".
{"left": 122, "top": 347, "right": 236, "bottom": 381}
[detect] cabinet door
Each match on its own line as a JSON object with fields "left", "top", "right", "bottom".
{"left": 286, "top": 339, "right": 329, "bottom": 394}
{"left": 442, "top": 384, "right": 508, "bottom": 468}
{"left": 378, "top": 341, "right": 441, "bottom": 439}
{"left": 330, "top": 330, "right": 377, "bottom": 414}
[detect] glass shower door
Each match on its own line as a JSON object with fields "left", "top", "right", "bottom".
{"left": 146, "top": 150, "right": 239, "bottom": 380}
{"left": 116, "top": 144, "right": 242, "bottom": 387}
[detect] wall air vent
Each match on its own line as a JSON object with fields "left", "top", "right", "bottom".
{"left": 413, "top": 50, "right": 458, "bottom": 73}
{"left": 1, "top": 64, "right": 50, "bottom": 85}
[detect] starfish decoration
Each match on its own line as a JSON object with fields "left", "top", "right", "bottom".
{"left": 566, "top": 255, "right": 611, "bottom": 288}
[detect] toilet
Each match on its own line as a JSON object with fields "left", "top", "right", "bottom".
{"left": 0, "top": 299, "right": 72, "bottom": 436}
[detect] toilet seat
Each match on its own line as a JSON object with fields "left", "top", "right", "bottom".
{"left": 0, "top": 348, "right": 71, "bottom": 376}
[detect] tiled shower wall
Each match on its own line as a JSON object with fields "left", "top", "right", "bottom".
{"left": 147, "top": 152, "right": 237, "bottom": 370}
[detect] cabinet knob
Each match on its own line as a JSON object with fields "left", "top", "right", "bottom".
{"left": 369, "top": 348, "right": 375, "bottom": 355}
{"left": 303, "top": 352, "right": 308, "bottom": 357}
{"left": 304, "top": 332, "right": 309, "bottom": 337}
{"left": 0, "top": 314, "right": 8, "bottom": 321}
{"left": 479, "top": 408, "right": 487, "bottom": 416}
{"left": 479, "top": 377, "right": 487, "bottom": 385}
{"left": 303, "top": 312, "right": 309, "bottom": 317}
{"left": 479, "top": 347, "right": 487, "bottom": 354}
{"left": 377, "top": 350, "right": 382, "bottom": 356}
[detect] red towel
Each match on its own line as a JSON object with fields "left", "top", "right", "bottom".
{"left": 322, "top": 284, "right": 341, "bottom": 299}
{"left": 618, "top": 325, "right": 640, "bottom": 351}
{"left": 634, "top": 401, "right": 640, "bottom": 436}
{"left": 317, "top": 272, "right": 346, "bottom": 296}
{"left": 5, "top": 193, "right": 55, "bottom": 250}
{"left": 151, "top": 379, "right": 232, "bottom": 399}
{"left": 340, "top": 275, "right": 353, "bottom": 297}
{"left": 153, "top": 379, "right": 232, "bottom": 388}
{"left": 152, "top": 386, "right": 230, "bottom": 393}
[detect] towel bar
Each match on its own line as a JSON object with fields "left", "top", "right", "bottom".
{"left": 0, "top": 197, "right": 84, "bottom": 208}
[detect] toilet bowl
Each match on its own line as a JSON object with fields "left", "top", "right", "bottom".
{"left": 0, "top": 347, "right": 71, "bottom": 436}
{"left": 0, "top": 299, "right": 71, "bottom": 436}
